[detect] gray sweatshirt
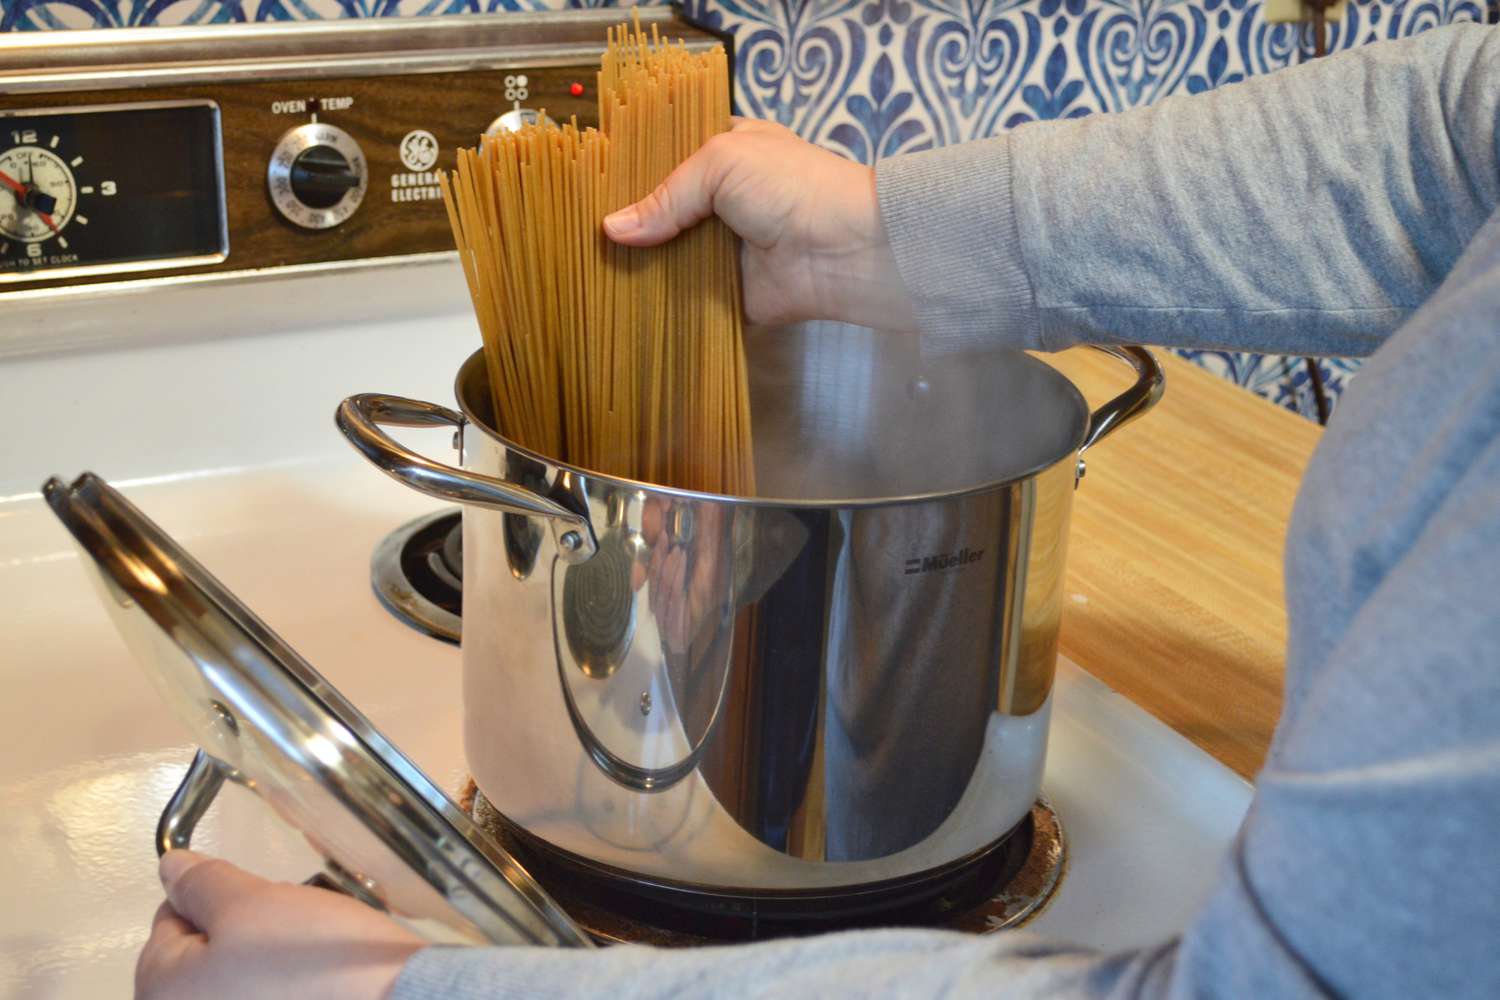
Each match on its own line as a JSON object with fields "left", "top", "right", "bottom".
{"left": 393, "top": 24, "right": 1500, "bottom": 999}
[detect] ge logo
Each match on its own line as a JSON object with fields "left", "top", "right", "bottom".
{"left": 399, "top": 130, "right": 439, "bottom": 172}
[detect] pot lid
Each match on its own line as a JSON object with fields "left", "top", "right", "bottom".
{"left": 43, "top": 471, "right": 591, "bottom": 949}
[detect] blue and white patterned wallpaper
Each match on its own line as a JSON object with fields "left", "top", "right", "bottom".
{"left": 2, "top": 0, "right": 1491, "bottom": 419}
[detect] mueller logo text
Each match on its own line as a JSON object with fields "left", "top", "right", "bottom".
{"left": 904, "top": 547, "right": 985, "bottom": 575}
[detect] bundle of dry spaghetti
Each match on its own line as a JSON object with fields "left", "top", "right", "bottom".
{"left": 439, "top": 19, "right": 754, "bottom": 496}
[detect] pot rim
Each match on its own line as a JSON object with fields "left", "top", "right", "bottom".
{"left": 452, "top": 348, "right": 1091, "bottom": 509}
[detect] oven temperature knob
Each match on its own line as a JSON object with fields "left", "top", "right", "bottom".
{"left": 267, "top": 123, "right": 368, "bottom": 230}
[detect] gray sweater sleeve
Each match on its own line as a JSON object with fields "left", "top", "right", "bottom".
{"left": 876, "top": 23, "right": 1500, "bottom": 357}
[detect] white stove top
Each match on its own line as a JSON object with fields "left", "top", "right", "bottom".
{"left": 0, "top": 265, "right": 1250, "bottom": 999}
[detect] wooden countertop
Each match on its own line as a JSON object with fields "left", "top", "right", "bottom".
{"left": 1041, "top": 349, "right": 1322, "bottom": 779}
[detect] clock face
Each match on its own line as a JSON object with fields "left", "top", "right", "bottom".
{"left": 0, "top": 103, "right": 225, "bottom": 283}
{"left": 0, "top": 144, "right": 80, "bottom": 244}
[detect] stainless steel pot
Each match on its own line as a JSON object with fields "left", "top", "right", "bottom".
{"left": 338, "top": 324, "right": 1162, "bottom": 894}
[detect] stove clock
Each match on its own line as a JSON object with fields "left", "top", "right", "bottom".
{"left": 0, "top": 101, "right": 226, "bottom": 284}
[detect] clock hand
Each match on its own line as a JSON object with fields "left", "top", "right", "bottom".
{"left": 27, "top": 188, "right": 57, "bottom": 216}
{"left": 1, "top": 168, "right": 60, "bottom": 235}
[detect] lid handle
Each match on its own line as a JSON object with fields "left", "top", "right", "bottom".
{"left": 156, "top": 750, "right": 399, "bottom": 911}
{"left": 156, "top": 748, "right": 234, "bottom": 857}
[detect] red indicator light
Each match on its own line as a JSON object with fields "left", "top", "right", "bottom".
{"left": 569, "top": 82, "right": 585, "bottom": 97}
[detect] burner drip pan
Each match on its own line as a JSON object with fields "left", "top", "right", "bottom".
{"left": 464, "top": 785, "right": 1065, "bottom": 945}
{"left": 372, "top": 509, "right": 463, "bottom": 643}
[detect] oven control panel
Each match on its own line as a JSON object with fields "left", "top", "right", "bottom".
{"left": 0, "top": 13, "right": 723, "bottom": 294}
{"left": 0, "top": 68, "right": 599, "bottom": 292}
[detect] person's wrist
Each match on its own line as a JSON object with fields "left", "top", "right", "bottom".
{"left": 376, "top": 943, "right": 426, "bottom": 1000}
{"left": 809, "top": 166, "right": 917, "bottom": 330}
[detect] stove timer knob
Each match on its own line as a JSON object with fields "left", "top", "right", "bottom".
{"left": 267, "top": 123, "right": 368, "bottom": 230}
{"left": 486, "top": 108, "right": 546, "bottom": 136}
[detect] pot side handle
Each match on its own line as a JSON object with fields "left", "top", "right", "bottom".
{"left": 1077, "top": 345, "right": 1165, "bottom": 479}
{"left": 336, "top": 393, "right": 597, "bottom": 562}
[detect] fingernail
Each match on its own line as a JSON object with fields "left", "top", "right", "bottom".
{"left": 604, "top": 206, "right": 640, "bottom": 235}
{"left": 159, "top": 849, "right": 197, "bottom": 891}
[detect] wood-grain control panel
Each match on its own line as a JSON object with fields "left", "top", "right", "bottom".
{"left": 0, "top": 12, "right": 723, "bottom": 293}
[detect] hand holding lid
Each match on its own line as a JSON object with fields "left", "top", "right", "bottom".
{"left": 44, "top": 472, "right": 592, "bottom": 950}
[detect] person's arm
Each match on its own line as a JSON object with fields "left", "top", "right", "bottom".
{"left": 880, "top": 22, "right": 1500, "bottom": 356}
{"left": 608, "top": 23, "right": 1500, "bottom": 359}
{"left": 389, "top": 928, "right": 1138, "bottom": 998}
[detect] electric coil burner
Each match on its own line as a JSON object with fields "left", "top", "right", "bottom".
{"left": 374, "top": 513, "right": 1068, "bottom": 944}
{"left": 463, "top": 784, "right": 1064, "bottom": 944}
{"left": 372, "top": 509, "right": 464, "bottom": 643}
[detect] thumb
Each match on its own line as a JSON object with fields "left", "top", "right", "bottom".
{"left": 159, "top": 850, "right": 264, "bottom": 934}
{"left": 603, "top": 135, "right": 728, "bottom": 246}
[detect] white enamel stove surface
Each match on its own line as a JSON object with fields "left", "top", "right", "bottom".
{"left": 0, "top": 266, "right": 1252, "bottom": 998}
